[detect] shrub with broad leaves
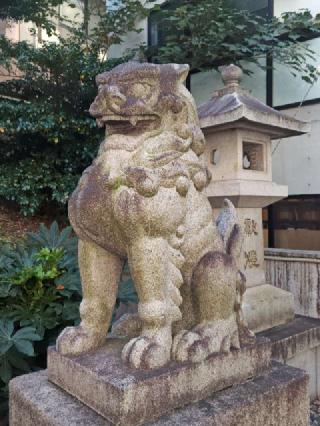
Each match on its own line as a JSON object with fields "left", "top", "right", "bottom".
{"left": 0, "top": 222, "right": 137, "bottom": 416}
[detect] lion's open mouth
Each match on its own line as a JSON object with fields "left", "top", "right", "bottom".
{"left": 96, "top": 114, "right": 158, "bottom": 127}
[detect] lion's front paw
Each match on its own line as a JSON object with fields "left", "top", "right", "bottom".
{"left": 172, "top": 321, "right": 240, "bottom": 363}
{"left": 56, "top": 326, "right": 106, "bottom": 355}
{"left": 121, "top": 336, "right": 170, "bottom": 369}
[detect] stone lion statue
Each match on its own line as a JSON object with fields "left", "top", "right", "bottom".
{"left": 57, "top": 61, "right": 254, "bottom": 369}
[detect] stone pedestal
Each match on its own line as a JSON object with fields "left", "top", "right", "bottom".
{"left": 9, "top": 362, "right": 309, "bottom": 426}
{"left": 205, "top": 139, "right": 296, "bottom": 333}
{"left": 243, "top": 284, "right": 294, "bottom": 332}
{"left": 47, "top": 337, "right": 270, "bottom": 425}
{"left": 260, "top": 315, "right": 320, "bottom": 400}
{"left": 198, "top": 65, "right": 309, "bottom": 333}
{"left": 211, "top": 202, "right": 295, "bottom": 332}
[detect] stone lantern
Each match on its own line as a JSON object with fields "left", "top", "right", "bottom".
{"left": 198, "top": 64, "right": 310, "bottom": 332}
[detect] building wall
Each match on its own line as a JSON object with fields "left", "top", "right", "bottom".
{"left": 108, "top": 20, "right": 148, "bottom": 58}
{"left": 0, "top": 0, "right": 103, "bottom": 45}
{"left": 0, "top": 0, "right": 104, "bottom": 82}
{"left": 107, "top": 0, "right": 164, "bottom": 59}
{"left": 272, "top": 104, "right": 320, "bottom": 195}
{"left": 271, "top": 0, "right": 320, "bottom": 196}
{"left": 274, "top": 0, "right": 319, "bottom": 17}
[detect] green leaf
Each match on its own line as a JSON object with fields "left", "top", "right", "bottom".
{"left": 0, "top": 320, "right": 14, "bottom": 338}
{"left": 7, "top": 349, "right": 30, "bottom": 372}
{"left": 13, "top": 339, "right": 35, "bottom": 357}
{"left": 13, "top": 327, "right": 41, "bottom": 342}
{"left": 0, "top": 320, "right": 14, "bottom": 355}
{"left": 0, "top": 356, "right": 12, "bottom": 383}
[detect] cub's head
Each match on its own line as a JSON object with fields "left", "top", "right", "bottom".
{"left": 89, "top": 61, "right": 189, "bottom": 129}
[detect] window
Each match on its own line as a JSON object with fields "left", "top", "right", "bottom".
{"left": 267, "top": 196, "right": 320, "bottom": 250}
{"left": 274, "top": 0, "right": 320, "bottom": 18}
{"left": 190, "top": 58, "right": 267, "bottom": 105}
{"left": 231, "top": 0, "right": 269, "bottom": 17}
{"left": 242, "top": 142, "right": 264, "bottom": 171}
{"left": 148, "top": 1, "right": 177, "bottom": 48}
{"left": 273, "top": 38, "right": 320, "bottom": 107}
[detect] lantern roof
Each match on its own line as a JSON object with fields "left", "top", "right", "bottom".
{"left": 198, "top": 64, "right": 310, "bottom": 139}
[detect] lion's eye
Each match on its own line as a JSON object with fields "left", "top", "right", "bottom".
{"left": 130, "top": 82, "right": 152, "bottom": 98}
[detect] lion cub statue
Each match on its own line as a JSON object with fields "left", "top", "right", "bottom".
{"left": 57, "top": 61, "right": 254, "bottom": 369}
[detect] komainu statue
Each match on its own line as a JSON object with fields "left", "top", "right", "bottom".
{"left": 57, "top": 62, "right": 254, "bottom": 369}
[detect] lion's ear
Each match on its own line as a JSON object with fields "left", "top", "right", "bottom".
{"left": 172, "top": 64, "right": 190, "bottom": 84}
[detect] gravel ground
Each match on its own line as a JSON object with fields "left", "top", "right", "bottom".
{"left": 311, "top": 400, "right": 320, "bottom": 425}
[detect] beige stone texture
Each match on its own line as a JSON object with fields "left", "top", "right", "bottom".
{"left": 198, "top": 65, "right": 309, "bottom": 138}
{"left": 10, "top": 362, "right": 309, "bottom": 426}
{"left": 48, "top": 337, "right": 270, "bottom": 425}
{"left": 213, "top": 207, "right": 265, "bottom": 288}
{"left": 204, "top": 128, "right": 272, "bottom": 182}
{"left": 56, "top": 61, "right": 254, "bottom": 369}
{"left": 244, "top": 284, "right": 294, "bottom": 332}
{"left": 198, "top": 64, "right": 305, "bottom": 333}
{"left": 212, "top": 207, "right": 295, "bottom": 332}
{"left": 261, "top": 315, "right": 320, "bottom": 400}
{"left": 206, "top": 179, "right": 288, "bottom": 208}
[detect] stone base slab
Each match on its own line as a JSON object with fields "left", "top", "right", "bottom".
{"left": 10, "top": 362, "right": 309, "bottom": 426}
{"left": 243, "top": 284, "right": 295, "bottom": 333}
{"left": 47, "top": 337, "right": 270, "bottom": 425}
{"left": 260, "top": 315, "right": 320, "bottom": 399}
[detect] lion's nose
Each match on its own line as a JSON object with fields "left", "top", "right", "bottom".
{"left": 107, "top": 86, "right": 127, "bottom": 111}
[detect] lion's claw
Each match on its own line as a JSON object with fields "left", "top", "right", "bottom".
{"left": 172, "top": 320, "right": 240, "bottom": 363}
{"left": 56, "top": 326, "right": 106, "bottom": 355}
{"left": 122, "top": 336, "right": 170, "bottom": 369}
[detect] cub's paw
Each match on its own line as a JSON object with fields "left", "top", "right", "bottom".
{"left": 172, "top": 322, "right": 240, "bottom": 363}
{"left": 122, "top": 336, "right": 170, "bottom": 369}
{"left": 56, "top": 326, "right": 106, "bottom": 355}
{"left": 172, "top": 329, "right": 210, "bottom": 363}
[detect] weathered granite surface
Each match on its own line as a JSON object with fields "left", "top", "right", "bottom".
{"left": 243, "top": 284, "right": 294, "bottom": 332}
{"left": 259, "top": 315, "right": 320, "bottom": 399}
{"left": 199, "top": 64, "right": 305, "bottom": 334}
{"left": 198, "top": 64, "right": 309, "bottom": 138}
{"left": 57, "top": 61, "right": 254, "bottom": 370}
{"left": 261, "top": 315, "right": 320, "bottom": 362}
{"left": 48, "top": 336, "right": 270, "bottom": 425}
{"left": 10, "top": 362, "right": 309, "bottom": 426}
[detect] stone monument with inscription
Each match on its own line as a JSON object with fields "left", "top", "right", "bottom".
{"left": 198, "top": 64, "right": 309, "bottom": 332}
{"left": 9, "top": 62, "right": 310, "bottom": 425}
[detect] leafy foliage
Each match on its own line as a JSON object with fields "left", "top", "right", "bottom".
{"left": 0, "top": 1, "right": 152, "bottom": 216}
{"left": 90, "top": 0, "right": 152, "bottom": 53}
{"left": 0, "top": 0, "right": 65, "bottom": 34}
{"left": 0, "top": 35, "right": 124, "bottom": 215}
{"left": 0, "top": 222, "right": 136, "bottom": 415}
{"left": 0, "top": 222, "right": 80, "bottom": 340}
{"left": 146, "top": 0, "right": 320, "bottom": 82}
{"left": 0, "top": 222, "right": 79, "bottom": 414}
{"left": 0, "top": 0, "right": 319, "bottom": 215}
